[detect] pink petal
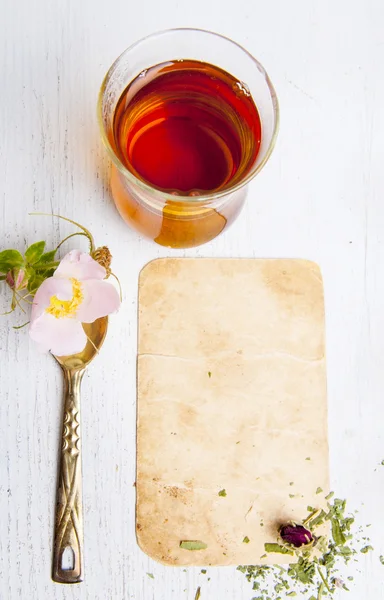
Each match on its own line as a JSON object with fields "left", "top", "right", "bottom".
{"left": 76, "top": 279, "right": 120, "bottom": 323}
{"left": 54, "top": 250, "right": 106, "bottom": 281}
{"left": 31, "top": 277, "right": 74, "bottom": 322}
{"left": 29, "top": 313, "right": 87, "bottom": 356}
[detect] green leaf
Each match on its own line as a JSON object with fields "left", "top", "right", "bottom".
{"left": 0, "top": 249, "right": 24, "bottom": 273}
{"left": 180, "top": 541, "right": 207, "bottom": 551}
{"left": 218, "top": 489, "right": 227, "bottom": 497}
{"left": 27, "top": 272, "right": 44, "bottom": 294}
{"left": 36, "top": 249, "right": 56, "bottom": 264}
{"left": 360, "top": 545, "right": 374, "bottom": 554}
{"left": 331, "top": 518, "right": 346, "bottom": 546}
{"left": 25, "top": 241, "right": 46, "bottom": 264}
{"left": 264, "top": 543, "right": 293, "bottom": 555}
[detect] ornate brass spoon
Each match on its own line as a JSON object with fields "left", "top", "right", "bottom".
{"left": 51, "top": 317, "right": 108, "bottom": 584}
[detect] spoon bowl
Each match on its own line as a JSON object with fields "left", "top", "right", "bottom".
{"left": 53, "top": 317, "right": 109, "bottom": 370}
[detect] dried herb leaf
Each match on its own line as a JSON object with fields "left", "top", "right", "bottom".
{"left": 180, "top": 540, "right": 207, "bottom": 551}
{"left": 218, "top": 489, "right": 227, "bottom": 497}
{"left": 309, "top": 509, "right": 326, "bottom": 528}
{"left": 380, "top": 556, "right": 384, "bottom": 565}
{"left": 264, "top": 543, "right": 293, "bottom": 555}
{"left": 243, "top": 536, "right": 250, "bottom": 544}
{"left": 331, "top": 518, "right": 346, "bottom": 546}
{"left": 146, "top": 573, "right": 154, "bottom": 579}
{"left": 360, "top": 545, "right": 374, "bottom": 554}
{"left": 208, "top": 371, "right": 212, "bottom": 378}
{"left": 194, "top": 586, "right": 201, "bottom": 600}
{"left": 316, "top": 487, "right": 323, "bottom": 494}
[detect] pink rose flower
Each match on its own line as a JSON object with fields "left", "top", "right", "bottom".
{"left": 29, "top": 250, "right": 120, "bottom": 356}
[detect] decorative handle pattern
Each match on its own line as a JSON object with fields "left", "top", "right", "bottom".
{"left": 52, "top": 368, "right": 84, "bottom": 584}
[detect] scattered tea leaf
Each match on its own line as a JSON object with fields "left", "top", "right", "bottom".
{"left": 218, "top": 489, "right": 227, "bottom": 497}
{"left": 243, "top": 536, "right": 250, "bottom": 544}
{"left": 180, "top": 541, "right": 207, "bottom": 551}
{"left": 264, "top": 543, "right": 293, "bottom": 555}
{"left": 331, "top": 518, "right": 346, "bottom": 546}
{"left": 146, "top": 573, "right": 154, "bottom": 579}
{"left": 316, "top": 487, "right": 323, "bottom": 494}
{"left": 208, "top": 371, "right": 212, "bottom": 378}
{"left": 380, "top": 556, "right": 384, "bottom": 565}
{"left": 201, "top": 569, "right": 207, "bottom": 574}
{"left": 305, "top": 457, "right": 311, "bottom": 461}
{"left": 360, "top": 545, "right": 374, "bottom": 554}
{"left": 325, "top": 491, "right": 334, "bottom": 501}
{"left": 195, "top": 586, "right": 201, "bottom": 600}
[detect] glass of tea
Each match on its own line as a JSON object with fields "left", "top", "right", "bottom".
{"left": 98, "top": 28, "right": 279, "bottom": 248}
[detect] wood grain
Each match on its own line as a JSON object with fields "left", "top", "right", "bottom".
{"left": 1, "top": 0, "right": 384, "bottom": 598}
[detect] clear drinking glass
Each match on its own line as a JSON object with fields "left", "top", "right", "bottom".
{"left": 98, "top": 28, "right": 279, "bottom": 248}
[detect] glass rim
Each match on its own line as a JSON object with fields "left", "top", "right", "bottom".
{"left": 97, "top": 27, "right": 280, "bottom": 204}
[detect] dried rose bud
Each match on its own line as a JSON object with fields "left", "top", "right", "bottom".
{"left": 6, "top": 268, "right": 28, "bottom": 291}
{"left": 92, "top": 246, "right": 112, "bottom": 277}
{"left": 280, "top": 523, "right": 313, "bottom": 548}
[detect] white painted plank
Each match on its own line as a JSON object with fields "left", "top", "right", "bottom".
{"left": 1, "top": 0, "right": 384, "bottom": 598}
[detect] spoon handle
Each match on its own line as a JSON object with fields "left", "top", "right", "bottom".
{"left": 52, "top": 368, "right": 85, "bottom": 584}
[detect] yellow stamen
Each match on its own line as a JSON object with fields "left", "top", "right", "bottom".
{"left": 46, "top": 278, "right": 83, "bottom": 319}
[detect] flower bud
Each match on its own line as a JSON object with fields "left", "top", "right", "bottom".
{"left": 280, "top": 523, "right": 313, "bottom": 548}
{"left": 6, "top": 268, "right": 28, "bottom": 291}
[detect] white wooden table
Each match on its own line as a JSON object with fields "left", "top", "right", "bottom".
{"left": 1, "top": 1, "right": 384, "bottom": 599}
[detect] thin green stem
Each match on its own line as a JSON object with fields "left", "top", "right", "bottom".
{"left": 85, "top": 333, "right": 99, "bottom": 354}
{"left": 110, "top": 271, "right": 123, "bottom": 301}
{"left": 29, "top": 213, "right": 95, "bottom": 253}
{"left": 316, "top": 566, "right": 331, "bottom": 593}
{"left": 317, "top": 582, "right": 324, "bottom": 599}
{"left": 14, "top": 290, "right": 34, "bottom": 305}
{"left": 55, "top": 232, "right": 89, "bottom": 251}
{"left": 13, "top": 292, "right": 26, "bottom": 314}
{"left": 13, "top": 320, "right": 30, "bottom": 330}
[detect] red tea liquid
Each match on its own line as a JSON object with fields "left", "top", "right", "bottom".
{"left": 113, "top": 60, "right": 262, "bottom": 193}
{"left": 110, "top": 60, "right": 262, "bottom": 246}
